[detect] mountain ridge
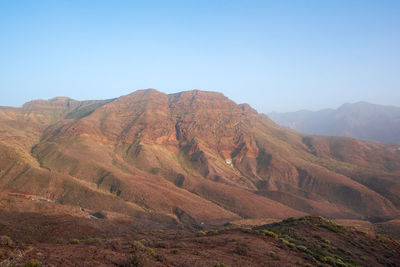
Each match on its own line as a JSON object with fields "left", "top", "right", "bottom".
{"left": 1, "top": 89, "right": 400, "bottom": 228}
{"left": 269, "top": 101, "right": 400, "bottom": 144}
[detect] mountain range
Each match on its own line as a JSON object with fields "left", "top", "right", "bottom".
{"left": 269, "top": 101, "right": 400, "bottom": 144}
{"left": 1, "top": 90, "right": 400, "bottom": 228}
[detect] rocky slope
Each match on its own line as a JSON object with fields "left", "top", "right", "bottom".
{"left": 2, "top": 206, "right": 400, "bottom": 267}
{"left": 1, "top": 90, "right": 400, "bottom": 227}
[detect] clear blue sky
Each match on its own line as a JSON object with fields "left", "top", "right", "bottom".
{"left": 1, "top": 0, "right": 399, "bottom": 112}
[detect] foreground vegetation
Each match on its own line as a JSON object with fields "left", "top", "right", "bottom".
{"left": 1, "top": 216, "right": 399, "bottom": 266}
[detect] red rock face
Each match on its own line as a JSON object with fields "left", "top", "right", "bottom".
{"left": 1, "top": 89, "right": 400, "bottom": 227}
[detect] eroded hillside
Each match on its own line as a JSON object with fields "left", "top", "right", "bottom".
{"left": 1, "top": 89, "right": 400, "bottom": 227}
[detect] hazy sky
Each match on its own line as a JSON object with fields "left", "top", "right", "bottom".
{"left": 1, "top": 0, "right": 399, "bottom": 113}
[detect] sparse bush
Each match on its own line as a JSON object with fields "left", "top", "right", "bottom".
{"left": 0, "top": 236, "right": 13, "bottom": 246}
{"left": 171, "top": 248, "right": 179, "bottom": 254}
{"left": 234, "top": 243, "right": 249, "bottom": 256}
{"left": 155, "top": 253, "right": 167, "bottom": 263}
{"left": 296, "top": 245, "right": 308, "bottom": 252}
{"left": 281, "top": 228, "right": 304, "bottom": 240}
{"left": 282, "top": 217, "right": 296, "bottom": 224}
{"left": 376, "top": 234, "right": 389, "bottom": 243}
{"left": 268, "top": 251, "right": 280, "bottom": 260}
{"left": 120, "top": 253, "right": 148, "bottom": 267}
{"left": 318, "top": 220, "right": 343, "bottom": 233}
{"left": 224, "top": 222, "right": 234, "bottom": 227}
{"left": 214, "top": 264, "right": 227, "bottom": 267}
{"left": 336, "top": 258, "right": 347, "bottom": 266}
{"left": 69, "top": 239, "right": 80, "bottom": 244}
{"left": 107, "top": 240, "right": 122, "bottom": 250}
{"left": 154, "top": 242, "right": 168, "bottom": 248}
{"left": 279, "top": 238, "right": 295, "bottom": 249}
{"left": 313, "top": 234, "right": 330, "bottom": 244}
{"left": 260, "top": 229, "right": 278, "bottom": 239}
{"left": 337, "top": 247, "right": 352, "bottom": 255}
{"left": 357, "top": 230, "right": 367, "bottom": 236}
{"left": 240, "top": 227, "right": 252, "bottom": 233}
{"left": 22, "top": 259, "right": 42, "bottom": 267}
{"left": 131, "top": 241, "right": 145, "bottom": 251}
{"left": 207, "top": 229, "right": 219, "bottom": 236}
{"left": 323, "top": 238, "right": 331, "bottom": 244}
{"left": 197, "top": 231, "right": 207, "bottom": 236}
{"left": 323, "top": 256, "right": 336, "bottom": 265}
{"left": 85, "top": 238, "right": 101, "bottom": 246}
{"left": 147, "top": 248, "right": 156, "bottom": 257}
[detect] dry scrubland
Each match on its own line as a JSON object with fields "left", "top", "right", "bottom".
{"left": 1, "top": 195, "right": 399, "bottom": 267}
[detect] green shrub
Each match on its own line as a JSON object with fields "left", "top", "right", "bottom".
{"left": 357, "top": 230, "right": 367, "bottom": 236}
{"left": 148, "top": 248, "right": 156, "bottom": 257}
{"left": 323, "top": 256, "right": 336, "bottom": 264}
{"left": 240, "top": 227, "right": 252, "bottom": 233}
{"left": 260, "top": 230, "right": 278, "bottom": 239}
{"left": 314, "top": 234, "right": 330, "bottom": 244}
{"left": 69, "top": 239, "right": 80, "bottom": 244}
{"left": 122, "top": 253, "right": 148, "bottom": 267}
{"left": 296, "top": 245, "right": 308, "bottom": 252}
{"left": 214, "top": 264, "right": 227, "bottom": 267}
{"left": 279, "top": 238, "right": 295, "bottom": 249}
{"left": 131, "top": 240, "right": 145, "bottom": 250}
{"left": 22, "top": 259, "right": 42, "bottom": 267}
{"left": 336, "top": 258, "right": 347, "bottom": 266}
{"left": 337, "top": 247, "right": 352, "bottom": 255}
{"left": 207, "top": 229, "right": 219, "bottom": 235}
{"left": 323, "top": 238, "right": 331, "bottom": 244}
{"left": 224, "top": 222, "right": 234, "bottom": 227}
{"left": 342, "top": 257, "right": 360, "bottom": 266}
{"left": 171, "top": 248, "right": 179, "bottom": 254}
{"left": 197, "top": 230, "right": 207, "bottom": 236}
{"left": 376, "top": 234, "right": 389, "bottom": 243}
{"left": 318, "top": 221, "right": 343, "bottom": 233}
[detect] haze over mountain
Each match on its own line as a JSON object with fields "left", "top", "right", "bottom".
{"left": 1, "top": 89, "right": 400, "bottom": 228}
{"left": 269, "top": 102, "right": 400, "bottom": 144}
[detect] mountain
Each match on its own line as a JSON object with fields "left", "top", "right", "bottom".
{"left": 269, "top": 101, "right": 400, "bottom": 144}
{"left": 1, "top": 90, "right": 400, "bottom": 229}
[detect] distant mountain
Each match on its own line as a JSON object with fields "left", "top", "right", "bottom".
{"left": 1, "top": 91, "right": 400, "bottom": 229}
{"left": 269, "top": 102, "right": 400, "bottom": 144}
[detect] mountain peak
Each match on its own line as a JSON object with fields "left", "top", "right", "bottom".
{"left": 169, "top": 89, "right": 227, "bottom": 100}
{"left": 2, "top": 89, "right": 400, "bottom": 232}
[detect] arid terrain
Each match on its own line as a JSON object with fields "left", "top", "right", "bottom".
{"left": 1, "top": 194, "right": 400, "bottom": 266}
{"left": 1, "top": 89, "right": 400, "bottom": 266}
